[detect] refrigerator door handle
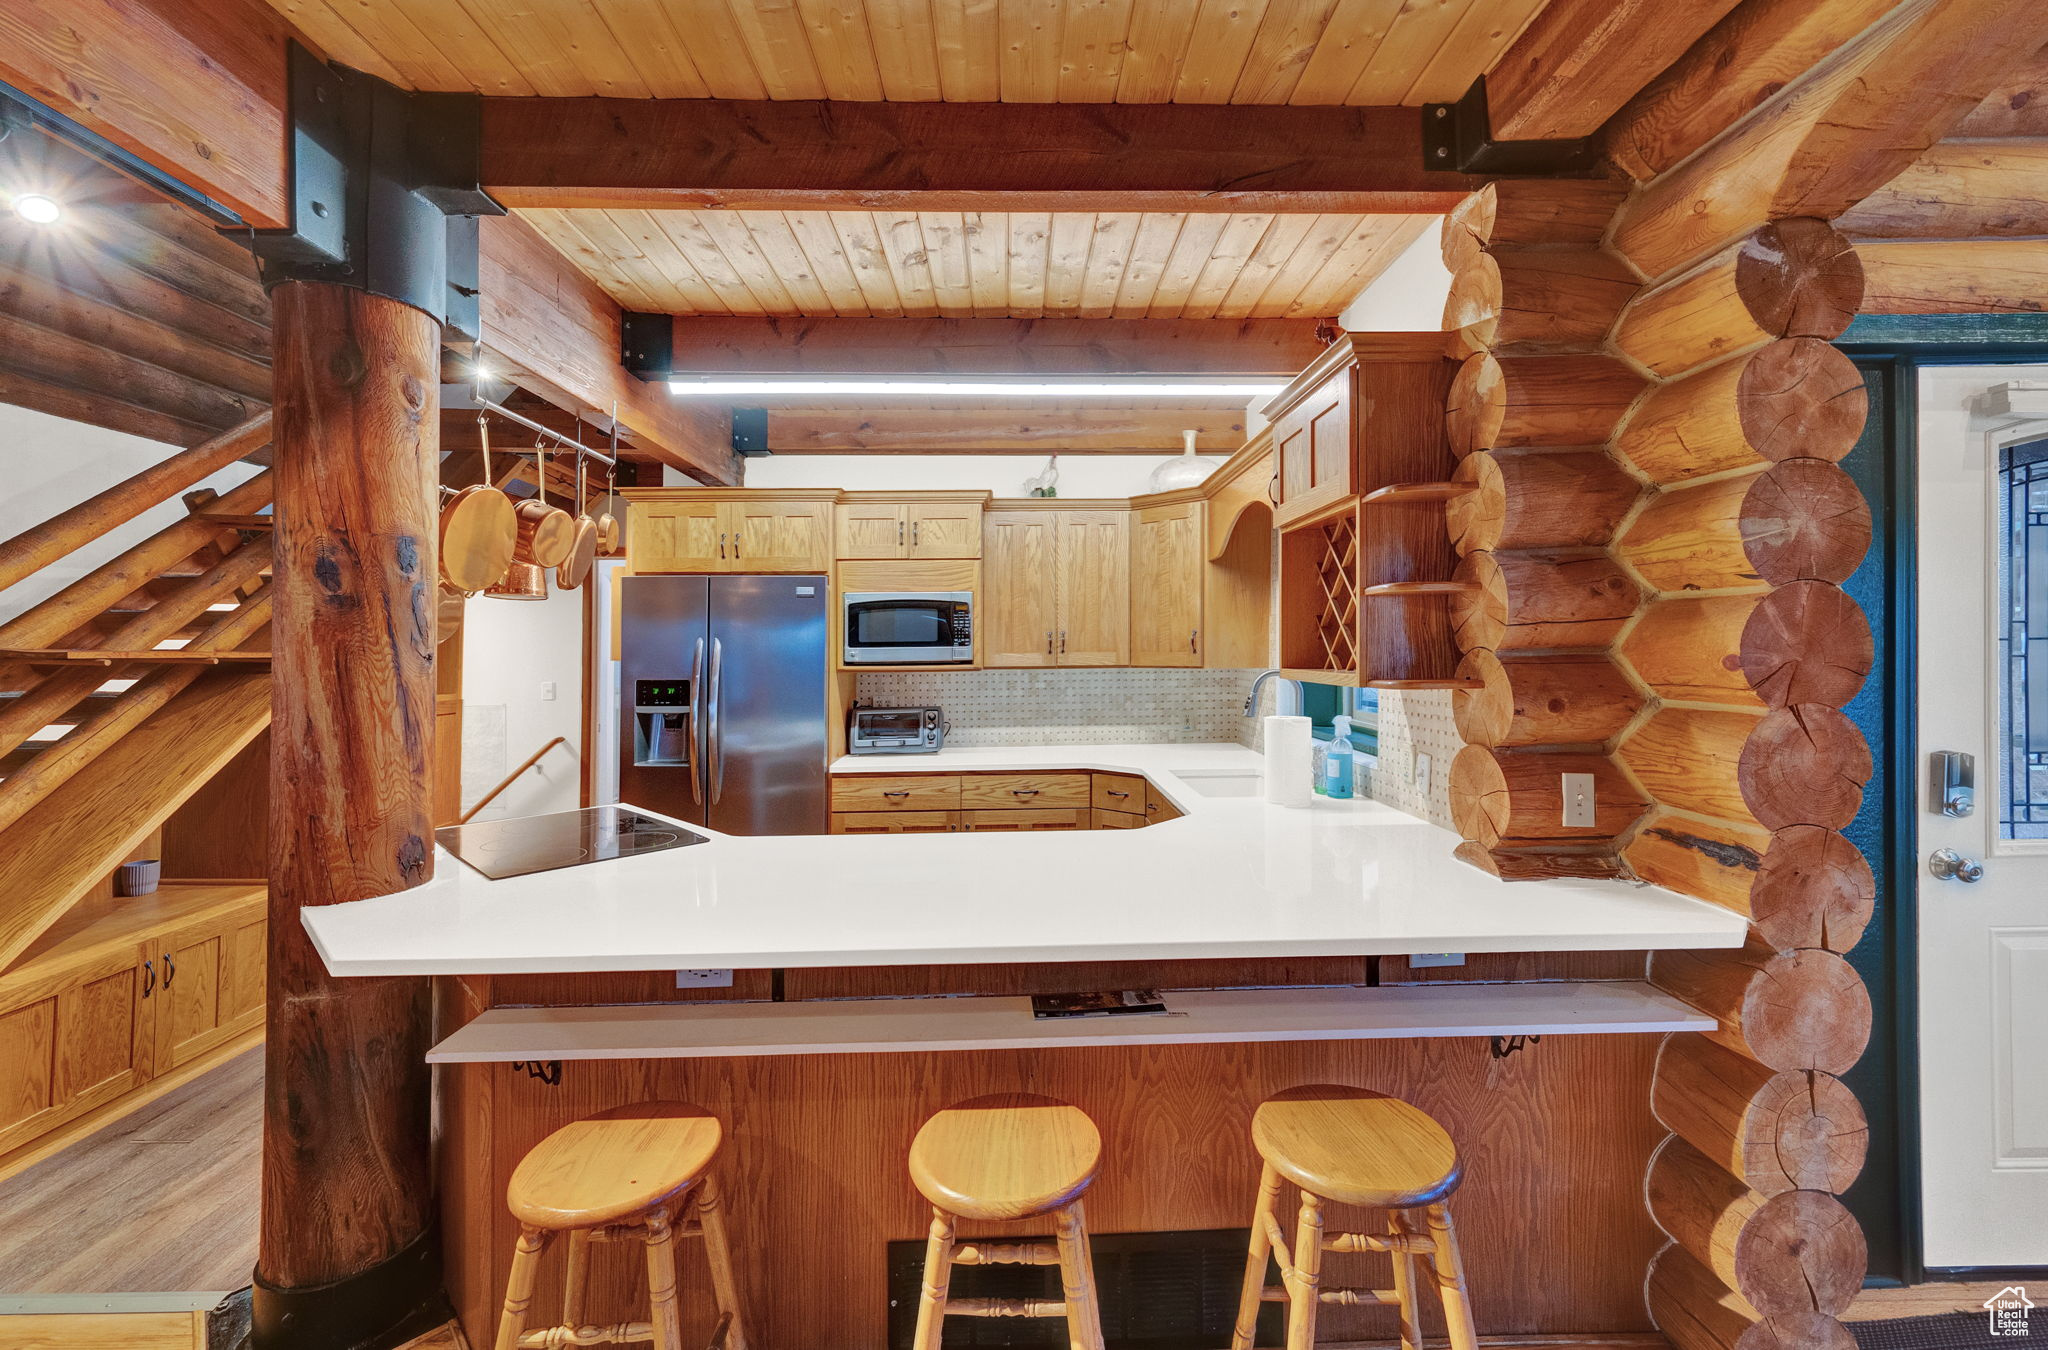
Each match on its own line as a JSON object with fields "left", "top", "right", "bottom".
{"left": 708, "top": 636, "right": 726, "bottom": 804}
{"left": 686, "top": 637, "right": 705, "bottom": 806}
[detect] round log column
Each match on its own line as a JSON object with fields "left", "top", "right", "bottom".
{"left": 1625, "top": 811, "right": 1772, "bottom": 913}
{"left": 257, "top": 281, "right": 442, "bottom": 1345}
{"left": 1617, "top": 461, "right": 1872, "bottom": 593}
{"left": 1447, "top": 352, "right": 1647, "bottom": 455}
{"left": 1616, "top": 339, "right": 1868, "bottom": 484}
{"left": 1451, "top": 550, "right": 1642, "bottom": 651}
{"left": 1651, "top": 942, "right": 1872, "bottom": 1075}
{"left": 1651, "top": 1034, "right": 1870, "bottom": 1197}
{"left": 1647, "top": 1244, "right": 1857, "bottom": 1350}
{"left": 1447, "top": 450, "right": 1644, "bottom": 554}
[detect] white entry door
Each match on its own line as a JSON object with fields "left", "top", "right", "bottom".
{"left": 1917, "top": 366, "right": 2048, "bottom": 1267}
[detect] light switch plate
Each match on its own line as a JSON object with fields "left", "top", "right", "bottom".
{"left": 540, "top": 680, "right": 557, "bottom": 701}
{"left": 1562, "top": 773, "right": 1596, "bottom": 827}
{"left": 1414, "top": 752, "right": 1432, "bottom": 796}
{"left": 676, "top": 969, "right": 734, "bottom": 988}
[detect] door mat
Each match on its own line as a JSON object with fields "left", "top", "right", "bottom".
{"left": 1851, "top": 1312, "right": 2028, "bottom": 1350}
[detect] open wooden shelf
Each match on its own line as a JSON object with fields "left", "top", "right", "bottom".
{"left": 1359, "top": 580, "right": 1481, "bottom": 597}
{"left": 1360, "top": 481, "right": 1474, "bottom": 506}
{"left": 1367, "top": 678, "right": 1486, "bottom": 691}
{"left": 428, "top": 982, "right": 1715, "bottom": 1063}
{"left": 5, "top": 881, "right": 263, "bottom": 985}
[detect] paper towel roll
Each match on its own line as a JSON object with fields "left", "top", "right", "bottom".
{"left": 1264, "top": 715, "right": 1315, "bottom": 807}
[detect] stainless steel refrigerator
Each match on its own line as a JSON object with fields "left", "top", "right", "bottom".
{"left": 617, "top": 574, "right": 829, "bottom": 835}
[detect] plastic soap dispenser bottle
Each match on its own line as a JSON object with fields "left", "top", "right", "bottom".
{"left": 1322, "top": 716, "right": 1357, "bottom": 799}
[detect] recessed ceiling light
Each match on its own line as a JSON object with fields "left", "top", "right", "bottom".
{"left": 668, "top": 379, "right": 1285, "bottom": 398}
{"left": 12, "top": 193, "right": 62, "bottom": 225}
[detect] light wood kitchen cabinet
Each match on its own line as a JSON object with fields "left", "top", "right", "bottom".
{"left": 1270, "top": 366, "right": 1352, "bottom": 529}
{"left": 830, "top": 811, "right": 960, "bottom": 834}
{"left": 836, "top": 494, "right": 986, "bottom": 560}
{"left": 0, "top": 942, "right": 150, "bottom": 1159}
{"left": 1055, "top": 511, "right": 1130, "bottom": 666}
{"left": 1130, "top": 501, "right": 1205, "bottom": 667}
{"left": 830, "top": 775, "right": 963, "bottom": 812}
{"left": 151, "top": 905, "right": 265, "bottom": 1072}
{"left": 626, "top": 492, "right": 832, "bottom": 574}
{"left": 981, "top": 512, "right": 1060, "bottom": 665}
{"left": 830, "top": 770, "right": 1144, "bottom": 833}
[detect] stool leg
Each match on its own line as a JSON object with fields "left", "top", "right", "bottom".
{"left": 1285, "top": 1191, "right": 1324, "bottom": 1350}
{"left": 642, "top": 1208, "right": 685, "bottom": 1350}
{"left": 562, "top": 1228, "right": 591, "bottom": 1330}
{"left": 1388, "top": 1212, "right": 1424, "bottom": 1350}
{"left": 1054, "top": 1200, "right": 1106, "bottom": 1350}
{"left": 910, "top": 1207, "right": 955, "bottom": 1350}
{"left": 693, "top": 1175, "right": 749, "bottom": 1350}
{"left": 1232, "top": 1163, "right": 1284, "bottom": 1350}
{"left": 1423, "top": 1204, "right": 1478, "bottom": 1350}
{"left": 495, "top": 1226, "right": 549, "bottom": 1350}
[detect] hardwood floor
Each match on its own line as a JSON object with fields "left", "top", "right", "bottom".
{"left": 1847, "top": 1281, "right": 2040, "bottom": 1321}
{"left": 0, "top": 1047, "right": 260, "bottom": 1295}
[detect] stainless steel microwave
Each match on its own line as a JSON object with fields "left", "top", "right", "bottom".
{"left": 842, "top": 591, "right": 973, "bottom": 665}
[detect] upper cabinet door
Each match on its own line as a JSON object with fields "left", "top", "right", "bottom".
{"left": 982, "top": 512, "right": 1059, "bottom": 667}
{"left": 635, "top": 500, "right": 728, "bottom": 572}
{"left": 1274, "top": 375, "right": 1353, "bottom": 528}
{"left": 906, "top": 502, "right": 983, "bottom": 559}
{"left": 724, "top": 501, "right": 830, "bottom": 573}
{"left": 1130, "top": 502, "right": 1203, "bottom": 667}
{"left": 837, "top": 502, "right": 906, "bottom": 560}
{"left": 1054, "top": 511, "right": 1130, "bottom": 666}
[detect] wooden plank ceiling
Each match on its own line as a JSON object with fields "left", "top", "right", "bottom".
{"left": 270, "top": 0, "right": 1550, "bottom": 105}
{"left": 519, "top": 208, "right": 1430, "bottom": 320}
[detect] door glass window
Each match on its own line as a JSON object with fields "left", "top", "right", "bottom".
{"left": 1999, "top": 438, "right": 2048, "bottom": 838}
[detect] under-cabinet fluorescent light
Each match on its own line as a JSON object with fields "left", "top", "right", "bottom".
{"left": 668, "top": 379, "right": 1285, "bottom": 398}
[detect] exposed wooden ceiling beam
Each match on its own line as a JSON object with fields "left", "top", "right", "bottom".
{"left": 1610, "top": 0, "right": 2048, "bottom": 280}
{"left": 1484, "top": 0, "right": 1746, "bottom": 143}
{"left": 0, "top": 0, "right": 291, "bottom": 226}
{"left": 1837, "top": 138, "right": 2048, "bottom": 238}
{"left": 762, "top": 406, "right": 1247, "bottom": 454}
{"left": 480, "top": 99, "right": 1482, "bottom": 214}
{"left": 1953, "top": 40, "right": 2048, "bottom": 136}
{"left": 661, "top": 316, "right": 1326, "bottom": 379}
{"left": 1602, "top": 0, "right": 1902, "bottom": 183}
{"left": 477, "top": 214, "right": 738, "bottom": 485}
{"left": 1856, "top": 239, "right": 2048, "bottom": 313}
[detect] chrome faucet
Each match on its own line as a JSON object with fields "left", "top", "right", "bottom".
{"left": 1243, "top": 669, "right": 1303, "bottom": 718}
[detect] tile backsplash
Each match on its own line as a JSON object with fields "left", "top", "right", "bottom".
{"left": 1238, "top": 680, "right": 1462, "bottom": 830}
{"left": 854, "top": 669, "right": 1260, "bottom": 746}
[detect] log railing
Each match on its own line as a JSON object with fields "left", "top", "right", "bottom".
{"left": 0, "top": 413, "right": 276, "bottom": 832}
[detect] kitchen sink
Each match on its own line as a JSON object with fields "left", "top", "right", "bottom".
{"left": 1178, "top": 773, "right": 1264, "bottom": 798}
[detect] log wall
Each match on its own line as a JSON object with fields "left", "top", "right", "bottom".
{"left": 1446, "top": 172, "right": 1884, "bottom": 1348}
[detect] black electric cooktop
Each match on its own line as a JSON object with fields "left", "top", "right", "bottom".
{"left": 436, "top": 805, "right": 708, "bottom": 880}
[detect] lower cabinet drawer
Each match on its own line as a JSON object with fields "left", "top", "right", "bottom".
{"left": 1092, "top": 807, "right": 1147, "bottom": 830}
{"left": 958, "top": 773, "right": 1091, "bottom": 810}
{"left": 830, "top": 776, "right": 963, "bottom": 811}
{"left": 830, "top": 811, "right": 961, "bottom": 834}
{"left": 1143, "top": 783, "right": 1183, "bottom": 823}
{"left": 1091, "top": 773, "right": 1145, "bottom": 813}
{"left": 963, "top": 808, "right": 1090, "bottom": 831}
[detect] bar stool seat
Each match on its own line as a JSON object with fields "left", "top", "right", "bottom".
{"left": 1250, "top": 1084, "right": 1462, "bottom": 1209}
{"left": 509, "top": 1102, "right": 725, "bottom": 1229}
{"left": 495, "top": 1101, "right": 747, "bottom": 1350}
{"left": 909, "top": 1092, "right": 1101, "bottom": 1220}
{"left": 908, "top": 1093, "right": 1107, "bottom": 1350}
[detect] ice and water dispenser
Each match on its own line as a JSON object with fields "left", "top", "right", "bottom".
{"left": 632, "top": 678, "right": 693, "bottom": 767}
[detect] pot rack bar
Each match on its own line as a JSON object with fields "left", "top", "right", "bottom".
{"left": 469, "top": 394, "right": 617, "bottom": 467}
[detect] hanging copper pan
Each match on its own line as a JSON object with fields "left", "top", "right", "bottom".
{"left": 595, "top": 414, "right": 621, "bottom": 552}
{"left": 512, "top": 437, "right": 575, "bottom": 567}
{"left": 437, "top": 416, "right": 515, "bottom": 592}
{"left": 556, "top": 440, "right": 599, "bottom": 589}
{"left": 436, "top": 585, "right": 466, "bottom": 643}
{"left": 484, "top": 560, "right": 548, "bottom": 601}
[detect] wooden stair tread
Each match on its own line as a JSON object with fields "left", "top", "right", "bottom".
{"left": 0, "top": 668, "right": 271, "bottom": 971}
{"left": 0, "top": 648, "right": 273, "bottom": 665}
{"left": 1358, "top": 581, "right": 1480, "bottom": 597}
{"left": 1359, "top": 482, "right": 1475, "bottom": 505}
{"left": 3, "top": 881, "right": 264, "bottom": 987}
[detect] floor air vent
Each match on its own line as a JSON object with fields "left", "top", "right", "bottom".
{"left": 886, "top": 1227, "right": 1281, "bottom": 1349}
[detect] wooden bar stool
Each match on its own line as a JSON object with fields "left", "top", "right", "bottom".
{"left": 907, "top": 1092, "right": 1106, "bottom": 1350}
{"left": 1230, "top": 1085, "right": 1477, "bottom": 1350}
{"left": 495, "top": 1102, "right": 747, "bottom": 1350}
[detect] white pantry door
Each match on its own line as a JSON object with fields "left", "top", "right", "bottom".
{"left": 1917, "top": 367, "right": 2048, "bottom": 1267}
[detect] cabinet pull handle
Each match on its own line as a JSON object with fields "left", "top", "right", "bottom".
{"left": 1012, "top": 788, "right": 1039, "bottom": 797}
{"left": 1106, "top": 789, "right": 1130, "bottom": 799}
{"left": 142, "top": 958, "right": 155, "bottom": 998}
{"left": 883, "top": 790, "right": 910, "bottom": 799}
{"left": 913, "top": 520, "right": 920, "bottom": 547}
{"left": 898, "top": 520, "right": 905, "bottom": 546}
{"left": 1189, "top": 628, "right": 1198, "bottom": 654}
{"left": 719, "top": 531, "right": 726, "bottom": 560}
{"left": 1059, "top": 630, "right": 1067, "bottom": 655}
{"left": 1045, "top": 632, "right": 1053, "bottom": 655}
{"left": 163, "top": 953, "right": 176, "bottom": 987}
{"left": 733, "top": 533, "right": 741, "bottom": 560}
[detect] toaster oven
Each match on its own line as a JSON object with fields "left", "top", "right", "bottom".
{"left": 847, "top": 706, "right": 946, "bottom": 755}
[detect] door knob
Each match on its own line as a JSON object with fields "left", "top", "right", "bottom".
{"left": 1929, "top": 847, "right": 1985, "bottom": 882}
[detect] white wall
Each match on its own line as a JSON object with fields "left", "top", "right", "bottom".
{"left": 743, "top": 452, "right": 1231, "bottom": 496}
{"left": 1339, "top": 221, "right": 1452, "bottom": 333}
{"left": 0, "top": 405, "right": 264, "bottom": 625}
{"left": 460, "top": 582, "right": 587, "bottom": 820}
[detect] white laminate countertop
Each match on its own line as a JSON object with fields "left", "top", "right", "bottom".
{"left": 302, "top": 742, "right": 1747, "bottom": 977}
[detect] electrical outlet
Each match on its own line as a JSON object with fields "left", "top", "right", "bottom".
{"left": 675, "top": 969, "right": 733, "bottom": 988}
{"left": 1414, "top": 752, "right": 1432, "bottom": 796}
{"left": 540, "top": 680, "right": 557, "bottom": 701}
{"left": 1561, "top": 772, "right": 1596, "bottom": 827}
{"left": 1408, "top": 953, "right": 1465, "bottom": 968}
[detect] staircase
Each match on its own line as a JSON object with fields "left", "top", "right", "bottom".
{"left": 0, "top": 411, "right": 275, "bottom": 973}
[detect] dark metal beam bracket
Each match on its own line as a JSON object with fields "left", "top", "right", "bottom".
{"left": 1422, "top": 77, "right": 1602, "bottom": 177}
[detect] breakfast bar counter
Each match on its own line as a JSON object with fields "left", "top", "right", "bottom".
{"left": 302, "top": 743, "right": 1746, "bottom": 977}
